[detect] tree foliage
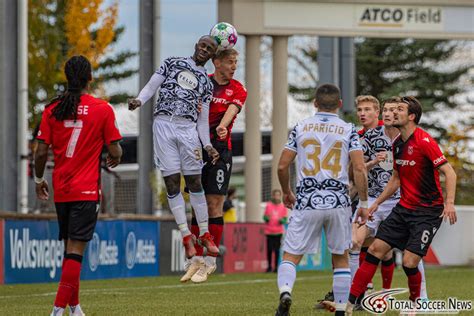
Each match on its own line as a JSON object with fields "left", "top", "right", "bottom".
{"left": 28, "top": 0, "right": 137, "bottom": 128}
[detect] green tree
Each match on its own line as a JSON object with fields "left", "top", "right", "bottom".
{"left": 28, "top": 0, "right": 137, "bottom": 128}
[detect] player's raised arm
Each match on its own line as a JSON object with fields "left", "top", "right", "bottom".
{"left": 128, "top": 66, "right": 166, "bottom": 110}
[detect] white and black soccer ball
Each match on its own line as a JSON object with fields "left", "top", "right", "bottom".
{"left": 210, "top": 22, "right": 238, "bottom": 50}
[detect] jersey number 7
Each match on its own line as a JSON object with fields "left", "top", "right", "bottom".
{"left": 64, "top": 120, "right": 83, "bottom": 158}
{"left": 302, "top": 139, "right": 342, "bottom": 177}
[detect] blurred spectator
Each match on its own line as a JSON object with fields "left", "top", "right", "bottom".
{"left": 263, "top": 189, "right": 288, "bottom": 272}
{"left": 223, "top": 187, "right": 237, "bottom": 223}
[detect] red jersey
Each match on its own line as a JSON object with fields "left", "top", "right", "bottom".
{"left": 393, "top": 127, "right": 447, "bottom": 212}
{"left": 358, "top": 120, "right": 384, "bottom": 136}
{"left": 37, "top": 94, "right": 122, "bottom": 202}
{"left": 208, "top": 75, "right": 247, "bottom": 149}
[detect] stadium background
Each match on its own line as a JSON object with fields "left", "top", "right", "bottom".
{"left": 0, "top": 0, "right": 473, "bottom": 313}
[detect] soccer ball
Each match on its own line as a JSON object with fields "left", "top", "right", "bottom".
{"left": 210, "top": 22, "right": 238, "bottom": 50}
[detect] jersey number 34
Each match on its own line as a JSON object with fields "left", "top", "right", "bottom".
{"left": 302, "top": 139, "right": 342, "bottom": 178}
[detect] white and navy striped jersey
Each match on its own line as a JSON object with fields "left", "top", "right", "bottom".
{"left": 285, "top": 112, "right": 362, "bottom": 210}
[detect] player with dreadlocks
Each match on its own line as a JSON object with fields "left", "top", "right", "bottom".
{"left": 35, "top": 55, "right": 123, "bottom": 316}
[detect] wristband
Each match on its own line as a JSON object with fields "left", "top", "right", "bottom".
{"left": 359, "top": 200, "right": 368, "bottom": 208}
{"left": 34, "top": 176, "right": 45, "bottom": 184}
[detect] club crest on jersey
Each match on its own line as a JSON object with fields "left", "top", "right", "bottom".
{"left": 225, "top": 89, "right": 233, "bottom": 96}
{"left": 408, "top": 146, "right": 413, "bottom": 155}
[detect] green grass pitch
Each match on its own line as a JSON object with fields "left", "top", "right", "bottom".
{"left": 1, "top": 267, "right": 472, "bottom": 315}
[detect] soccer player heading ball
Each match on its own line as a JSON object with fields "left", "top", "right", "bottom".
{"left": 128, "top": 35, "right": 220, "bottom": 261}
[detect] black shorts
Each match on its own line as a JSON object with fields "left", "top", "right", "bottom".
{"left": 202, "top": 145, "right": 232, "bottom": 195}
{"left": 55, "top": 201, "right": 100, "bottom": 242}
{"left": 375, "top": 204, "right": 443, "bottom": 257}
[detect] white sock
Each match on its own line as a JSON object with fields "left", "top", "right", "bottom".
{"left": 192, "top": 256, "right": 204, "bottom": 264}
{"left": 333, "top": 268, "right": 351, "bottom": 311}
{"left": 189, "top": 191, "right": 209, "bottom": 235}
{"left": 277, "top": 260, "right": 296, "bottom": 294}
{"left": 204, "top": 255, "right": 217, "bottom": 267}
{"left": 349, "top": 250, "right": 360, "bottom": 281}
{"left": 167, "top": 193, "right": 190, "bottom": 237}
{"left": 52, "top": 306, "right": 65, "bottom": 316}
{"left": 418, "top": 260, "right": 428, "bottom": 299}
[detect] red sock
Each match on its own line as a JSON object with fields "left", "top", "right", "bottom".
{"left": 54, "top": 255, "right": 82, "bottom": 308}
{"left": 209, "top": 217, "right": 224, "bottom": 251}
{"left": 381, "top": 257, "right": 395, "bottom": 289}
{"left": 191, "top": 217, "right": 203, "bottom": 256}
{"left": 403, "top": 266, "right": 421, "bottom": 301}
{"left": 349, "top": 253, "right": 380, "bottom": 303}
{"left": 359, "top": 247, "right": 373, "bottom": 285}
{"left": 69, "top": 282, "right": 80, "bottom": 306}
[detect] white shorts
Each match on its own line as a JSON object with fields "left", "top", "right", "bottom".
{"left": 152, "top": 115, "right": 203, "bottom": 176}
{"left": 282, "top": 207, "right": 352, "bottom": 255}
{"left": 352, "top": 197, "right": 398, "bottom": 237}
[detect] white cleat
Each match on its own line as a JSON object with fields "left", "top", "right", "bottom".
{"left": 70, "top": 304, "right": 86, "bottom": 316}
{"left": 191, "top": 263, "right": 217, "bottom": 283}
{"left": 50, "top": 307, "right": 64, "bottom": 316}
{"left": 180, "top": 260, "right": 202, "bottom": 283}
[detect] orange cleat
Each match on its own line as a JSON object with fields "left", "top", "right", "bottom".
{"left": 198, "top": 232, "right": 219, "bottom": 256}
{"left": 183, "top": 234, "right": 197, "bottom": 259}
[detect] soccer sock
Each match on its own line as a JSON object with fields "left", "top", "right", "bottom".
{"left": 349, "top": 253, "right": 380, "bottom": 304}
{"left": 277, "top": 260, "right": 297, "bottom": 294}
{"left": 349, "top": 250, "right": 360, "bottom": 280}
{"left": 167, "top": 193, "right": 190, "bottom": 237}
{"left": 333, "top": 268, "right": 351, "bottom": 312}
{"left": 207, "top": 217, "right": 223, "bottom": 264}
{"left": 54, "top": 254, "right": 82, "bottom": 308}
{"left": 403, "top": 265, "right": 422, "bottom": 301}
{"left": 359, "top": 247, "right": 373, "bottom": 287}
{"left": 191, "top": 217, "right": 204, "bottom": 256}
{"left": 418, "top": 260, "right": 428, "bottom": 299}
{"left": 381, "top": 256, "right": 395, "bottom": 289}
{"left": 189, "top": 191, "right": 209, "bottom": 236}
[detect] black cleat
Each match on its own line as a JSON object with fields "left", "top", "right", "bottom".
{"left": 353, "top": 303, "right": 364, "bottom": 311}
{"left": 314, "top": 290, "right": 334, "bottom": 309}
{"left": 275, "top": 292, "right": 292, "bottom": 316}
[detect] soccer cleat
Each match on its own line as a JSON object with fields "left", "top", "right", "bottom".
{"left": 50, "top": 307, "right": 65, "bottom": 316}
{"left": 198, "top": 232, "right": 219, "bottom": 256}
{"left": 314, "top": 291, "right": 334, "bottom": 309}
{"left": 69, "top": 304, "right": 86, "bottom": 316}
{"left": 275, "top": 292, "right": 292, "bottom": 316}
{"left": 180, "top": 260, "right": 202, "bottom": 283}
{"left": 183, "top": 234, "right": 197, "bottom": 259}
{"left": 191, "top": 263, "right": 217, "bottom": 283}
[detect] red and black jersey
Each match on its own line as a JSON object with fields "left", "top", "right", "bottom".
{"left": 37, "top": 94, "right": 122, "bottom": 203}
{"left": 392, "top": 127, "right": 447, "bottom": 212}
{"left": 358, "top": 120, "right": 384, "bottom": 137}
{"left": 208, "top": 75, "right": 247, "bottom": 149}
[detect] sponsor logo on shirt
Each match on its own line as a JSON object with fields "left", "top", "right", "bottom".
{"left": 433, "top": 155, "right": 446, "bottom": 165}
{"left": 395, "top": 159, "right": 416, "bottom": 167}
{"left": 212, "top": 97, "right": 229, "bottom": 104}
{"left": 177, "top": 71, "right": 198, "bottom": 90}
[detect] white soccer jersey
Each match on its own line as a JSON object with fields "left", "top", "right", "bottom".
{"left": 285, "top": 112, "right": 362, "bottom": 210}
{"left": 362, "top": 126, "right": 400, "bottom": 201}
{"left": 154, "top": 57, "right": 213, "bottom": 122}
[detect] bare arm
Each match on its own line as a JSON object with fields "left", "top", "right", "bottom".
{"left": 278, "top": 149, "right": 297, "bottom": 208}
{"left": 350, "top": 149, "right": 368, "bottom": 202}
{"left": 34, "top": 142, "right": 50, "bottom": 200}
{"left": 438, "top": 163, "right": 457, "bottom": 225}
{"left": 216, "top": 104, "right": 240, "bottom": 139}
{"left": 106, "top": 141, "right": 123, "bottom": 168}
